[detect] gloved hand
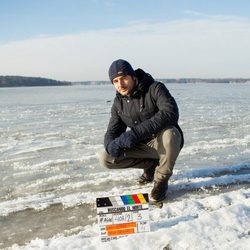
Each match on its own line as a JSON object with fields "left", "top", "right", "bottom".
{"left": 106, "top": 130, "right": 138, "bottom": 158}
{"left": 116, "top": 130, "right": 138, "bottom": 148}
{"left": 107, "top": 140, "right": 123, "bottom": 158}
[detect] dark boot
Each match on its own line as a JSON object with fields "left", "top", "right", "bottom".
{"left": 150, "top": 180, "right": 168, "bottom": 202}
{"left": 137, "top": 161, "right": 158, "bottom": 185}
{"left": 138, "top": 172, "right": 154, "bottom": 185}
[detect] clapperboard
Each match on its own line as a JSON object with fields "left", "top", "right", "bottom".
{"left": 96, "top": 193, "right": 150, "bottom": 242}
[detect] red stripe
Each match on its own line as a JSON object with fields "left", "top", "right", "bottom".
{"left": 132, "top": 194, "right": 141, "bottom": 204}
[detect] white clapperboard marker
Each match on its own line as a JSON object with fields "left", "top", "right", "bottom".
{"left": 96, "top": 193, "right": 150, "bottom": 242}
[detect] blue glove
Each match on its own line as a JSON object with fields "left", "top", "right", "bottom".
{"left": 117, "top": 130, "right": 138, "bottom": 148}
{"left": 107, "top": 140, "right": 123, "bottom": 158}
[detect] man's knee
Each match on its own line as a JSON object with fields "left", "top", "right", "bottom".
{"left": 161, "top": 127, "right": 182, "bottom": 149}
{"left": 99, "top": 151, "right": 114, "bottom": 169}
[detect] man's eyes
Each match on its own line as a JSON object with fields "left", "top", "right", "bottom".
{"left": 113, "top": 77, "right": 127, "bottom": 84}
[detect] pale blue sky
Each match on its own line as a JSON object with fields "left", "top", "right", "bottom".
{"left": 1, "top": 0, "right": 250, "bottom": 80}
{"left": 1, "top": 0, "right": 250, "bottom": 43}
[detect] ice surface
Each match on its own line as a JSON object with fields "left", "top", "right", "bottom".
{"left": 0, "top": 84, "right": 249, "bottom": 249}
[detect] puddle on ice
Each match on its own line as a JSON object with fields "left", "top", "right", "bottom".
{"left": 0, "top": 203, "right": 96, "bottom": 248}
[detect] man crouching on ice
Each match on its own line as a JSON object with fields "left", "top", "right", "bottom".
{"left": 100, "top": 59, "right": 184, "bottom": 203}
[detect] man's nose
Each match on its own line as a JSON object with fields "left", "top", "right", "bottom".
{"left": 117, "top": 79, "right": 124, "bottom": 86}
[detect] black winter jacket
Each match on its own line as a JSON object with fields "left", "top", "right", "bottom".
{"left": 104, "top": 69, "right": 184, "bottom": 150}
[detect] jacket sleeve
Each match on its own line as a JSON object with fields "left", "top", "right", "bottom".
{"left": 104, "top": 100, "right": 127, "bottom": 150}
{"left": 132, "top": 82, "right": 179, "bottom": 140}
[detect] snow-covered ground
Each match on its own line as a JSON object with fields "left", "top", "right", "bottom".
{"left": 0, "top": 84, "right": 249, "bottom": 249}
{"left": 10, "top": 185, "right": 250, "bottom": 250}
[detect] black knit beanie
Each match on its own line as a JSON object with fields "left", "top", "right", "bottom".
{"left": 108, "top": 59, "right": 135, "bottom": 82}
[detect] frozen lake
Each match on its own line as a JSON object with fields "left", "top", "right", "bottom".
{"left": 0, "top": 83, "right": 249, "bottom": 249}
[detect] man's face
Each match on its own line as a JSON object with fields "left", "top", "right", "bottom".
{"left": 112, "top": 75, "right": 135, "bottom": 96}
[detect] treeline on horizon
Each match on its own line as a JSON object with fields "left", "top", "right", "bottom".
{"left": 0, "top": 76, "right": 71, "bottom": 87}
{"left": 158, "top": 78, "right": 250, "bottom": 84}
{"left": 74, "top": 78, "right": 250, "bottom": 85}
{"left": 1, "top": 75, "right": 250, "bottom": 87}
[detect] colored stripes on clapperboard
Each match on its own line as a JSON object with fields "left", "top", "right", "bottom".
{"left": 96, "top": 193, "right": 149, "bottom": 207}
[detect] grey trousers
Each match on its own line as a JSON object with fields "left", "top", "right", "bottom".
{"left": 99, "top": 127, "right": 182, "bottom": 182}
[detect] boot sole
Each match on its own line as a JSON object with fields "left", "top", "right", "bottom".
{"left": 149, "top": 193, "right": 167, "bottom": 203}
{"left": 138, "top": 180, "right": 153, "bottom": 185}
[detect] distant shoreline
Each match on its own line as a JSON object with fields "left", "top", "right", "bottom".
{"left": 1, "top": 75, "right": 250, "bottom": 87}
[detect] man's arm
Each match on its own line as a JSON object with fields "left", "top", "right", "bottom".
{"left": 132, "top": 82, "right": 179, "bottom": 140}
{"left": 104, "top": 100, "right": 127, "bottom": 151}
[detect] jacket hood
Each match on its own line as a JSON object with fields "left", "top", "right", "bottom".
{"left": 133, "top": 68, "right": 154, "bottom": 97}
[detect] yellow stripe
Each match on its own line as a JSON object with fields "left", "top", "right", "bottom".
{"left": 137, "top": 193, "right": 147, "bottom": 203}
